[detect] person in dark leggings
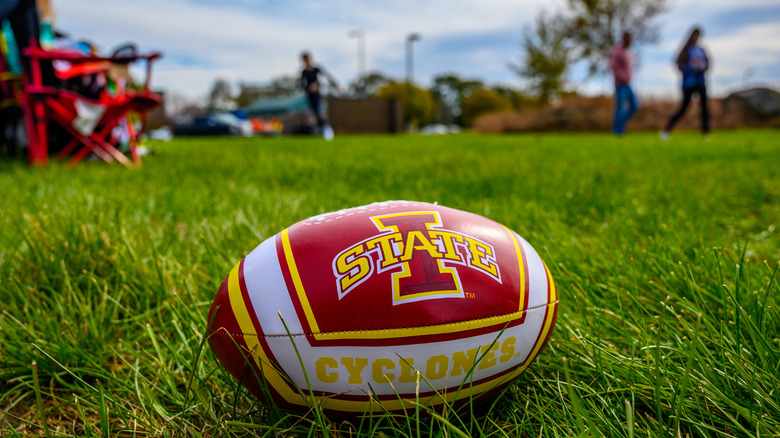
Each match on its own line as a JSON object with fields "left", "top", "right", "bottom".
{"left": 300, "top": 52, "right": 339, "bottom": 137}
{"left": 661, "top": 27, "right": 710, "bottom": 139}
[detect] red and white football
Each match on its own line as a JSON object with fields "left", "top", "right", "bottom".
{"left": 207, "top": 201, "right": 558, "bottom": 416}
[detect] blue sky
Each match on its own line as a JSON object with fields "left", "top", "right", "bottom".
{"left": 57, "top": 0, "right": 780, "bottom": 104}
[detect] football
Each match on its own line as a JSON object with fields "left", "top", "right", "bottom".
{"left": 207, "top": 200, "right": 558, "bottom": 416}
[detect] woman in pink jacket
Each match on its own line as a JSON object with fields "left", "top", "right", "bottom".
{"left": 609, "top": 32, "right": 638, "bottom": 135}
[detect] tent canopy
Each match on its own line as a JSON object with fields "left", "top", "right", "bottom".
{"left": 242, "top": 94, "right": 310, "bottom": 117}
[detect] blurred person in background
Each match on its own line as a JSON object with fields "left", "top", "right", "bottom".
{"left": 609, "top": 31, "right": 638, "bottom": 136}
{"left": 1, "top": 0, "right": 39, "bottom": 72}
{"left": 661, "top": 27, "right": 710, "bottom": 140}
{"left": 300, "top": 51, "right": 340, "bottom": 139}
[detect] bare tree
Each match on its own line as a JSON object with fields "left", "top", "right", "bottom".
{"left": 511, "top": 12, "right": 571, "bottom": 104}
{"left": 513, "top": 0, "right": 671, "bottom": 102}
{"left": 166, "top": 92, "right": 205, "bottom": 122}
{"left": 565, "top": 0, "right": 671, "bottom": 76}
{"left": 349, "top": 71, "right": 394, "bottom": 97}
{"left": 206, "top": 78, "right": 235, "bottom": 112}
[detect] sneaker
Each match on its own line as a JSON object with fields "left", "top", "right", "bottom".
{"left": 323, "top": 125, "right": 334, "bottom": 141}
{"left": 659, "top": 131, "right": 670, "bottom": 141}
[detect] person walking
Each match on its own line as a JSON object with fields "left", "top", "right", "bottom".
{"left": 300, "top": 51, "right": 340, "bottom": 139}
{"left": 609, "top": 31, "right": 638, "bottom": 136}
{"left": 661, "top": 27, "right": 710, "bottom": 139}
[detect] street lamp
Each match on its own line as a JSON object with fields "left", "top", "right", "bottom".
{"left": 404, "top": 33, "right": 421, "bottom": 131}
{"left": 349, "top": 29, "right": 366, "bottom": 95}
{"left": 405, "top": 32, "right": 421, "bottom": 85}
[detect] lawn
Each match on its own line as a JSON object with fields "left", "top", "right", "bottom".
{"left": 1, "top": 130, "right": 778, "bottom": 437}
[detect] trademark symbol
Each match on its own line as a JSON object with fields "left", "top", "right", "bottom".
{"left": 465, "top": 292, "right": 476, "bottom": 299}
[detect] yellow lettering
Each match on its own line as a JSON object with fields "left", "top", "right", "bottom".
{"left": 477, "top": 342, "right": 498, "bottom": 370}
{"left": 372, "top": 358, "right": 396, "bottom": 383}
{"left": 426, "top": 355, "right": 448, "bottom": 380}
{"left": 430, "top": 231, "right": 463, "bottom": 261}
{"left": 367, "top": 233, "right": 401, "bottom": 268}
{"left": 398, "top": 357, "right": 417, "bottom": 383}
{"left": 315, "top": 357, "right": 338, "bottom": 383}
{"left": 450, "top": 347, "right": 479, "bottom": 377}
{"left": 499, "top": 337, "right": 516, "bottom": 363}
{"left": 336, "top": 245, "right": 371, "bottom": 293}
{"left": 464, "top": 237, "right": 498, "bottom": 277}
{"left": 401, "top": 231, "right": 442, "bottom": 261}
{"left": 340, "top": 357, "right": 368, "bottom": 384}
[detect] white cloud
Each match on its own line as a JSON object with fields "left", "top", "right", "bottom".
{"left": 53, "top": 0, "right": 779, "bottom": 101}
{"left": 54, "top": 0, "right": 559, "bottom": 99}
{"left": 707, "top": 21, "right": 780, "bottom": 76}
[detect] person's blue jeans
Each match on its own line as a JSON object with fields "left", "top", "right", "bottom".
{"left": 613, "top": 84, "right": 638, "bottom": 135}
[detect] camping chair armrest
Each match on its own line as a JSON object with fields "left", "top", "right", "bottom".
{"left": 22, "top": 47, "right": 162, "bottom": 64}
{"left": 22, "top": 47, "right": 162, "bottom": 92}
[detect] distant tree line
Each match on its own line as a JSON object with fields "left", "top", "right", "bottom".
{"left": 194, "top": 72, "right": 541, "bottom": 129}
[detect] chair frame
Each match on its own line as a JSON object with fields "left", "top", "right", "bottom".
{"left": 20, "top": 44, "right": 161, "bottom": 166}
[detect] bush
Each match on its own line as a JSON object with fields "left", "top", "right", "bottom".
{"left": 461, "top": 88, "right": 513, "bottom": 127}
{"left": 473, "top": 95, "right": 771, "bottom": 133}
{"left": 375, "top": 82, "right": 435, "bottom": 128}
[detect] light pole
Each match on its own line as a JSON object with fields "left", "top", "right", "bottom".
{"left": 405, "top": 33, "right": 421, "bottom": 86}
{"left": 349, "top": 29, "right": 366, "bottom": 96}
{"left": 405, "top": 33, "right": 421, "bottom": 130}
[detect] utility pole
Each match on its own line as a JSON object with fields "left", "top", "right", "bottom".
{"left": 405, "top": 33, "right": 421, "bottom": 130}
{"left": 349, "top": 29, "right": 366, "bottom": 96}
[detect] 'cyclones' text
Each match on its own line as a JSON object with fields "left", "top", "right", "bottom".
{"left": 315, "top": 336, "right": 519, "bottom": 385}
{"left": 333, "top": 211, "right": 501, "bottom": 302}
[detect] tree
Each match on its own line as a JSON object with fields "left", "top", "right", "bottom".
{"left": 511, "top": 12, "right": 571, "bottom": 105}
{"left": 348, "top": 71, "right": 393, "bottom": 97}
{"left": 233, "top": 76, "right": 302, "bottom": 108}
{"left": 261, "top": 75, "right": 302, "bottom": 98}
{"left": 460, "top": 88, "right": 513, "bottom": 127}
{"left": 490, "top": 85, "right": 538, "bottom": 111}
{"left": 166, "top": 91, "right": 205, "bottom": 122}
{"left": 206, "top": 78, "right": 235, "bottom": 112}
{"left": 565, "top": 0, "right": 670, "bottom": 76}
{"left": 374, "top": 81, "right": 435, "bottom": 128}
{"left": 234, "top": 82, "right": 264, "bottom": 108}
{"left": 430, "top": 74, "right": 483, "bottom": 125}
{"left": 513, "top": 0, "right": 670, "bottom": 103}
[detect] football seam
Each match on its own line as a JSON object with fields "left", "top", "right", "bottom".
{"left": 212, "top": 299, "right": 558, "bottom": 338}
{"left": 301, "top": 201, "right": 422, "bottom": 226}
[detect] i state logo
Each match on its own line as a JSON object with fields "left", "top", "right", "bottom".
{"left": 333, "top": 211, "right": 502, "bottom": 305}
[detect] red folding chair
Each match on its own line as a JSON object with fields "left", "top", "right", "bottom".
{"left": 20, "top": 44, "right": 162, "bottom": 167}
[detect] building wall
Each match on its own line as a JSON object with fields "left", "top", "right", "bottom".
{"left": 327, "top": 98, "right": 402, "bottom": 134}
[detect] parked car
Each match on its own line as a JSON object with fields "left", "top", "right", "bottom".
{"left": 173, "top": 113, "right": 252, "bottom": 137}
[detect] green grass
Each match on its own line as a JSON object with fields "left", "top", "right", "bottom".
{"left": 1, "top": 130, "right": 778, "bottom": 437}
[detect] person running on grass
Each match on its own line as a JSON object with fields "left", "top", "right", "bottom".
{"left": 661, "top": 27, "right": 711, "bottom": 140}
{"left": 300, "top": 51, "right": 340, "bottom": 139}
